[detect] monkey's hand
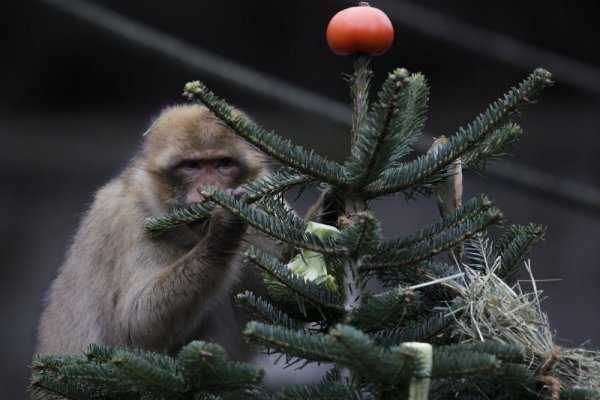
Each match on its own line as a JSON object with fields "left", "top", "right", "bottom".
{"left": 204, "top": 187, "right": 248, "bottom": 251}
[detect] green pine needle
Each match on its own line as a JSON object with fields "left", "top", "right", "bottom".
{"left": 494, "top": 223, "right": 545, "bottom": 281}
{"left": 436, "top": 342, "right": 525, "bottom": 364}
{"left": 336, "top": 211, "right": 382, "bottom": 257}
{"left": 365, "top": 68, "right": 553, "bottom": 198}
{"left": 253, "top": 194, "right": 307, "bottom": 232}
{"left": 275, "top": 382, "right": 369, "bottom": 399}
{"left": 244, "top": 246, "right": 345, "bottom": 314}
{"left": 145, "top": 187, "right": 335, "bottom": 253}
{"left": 244, "top": 321, "right": 336, "bottom": 363}
{"left": 184, "top": 81, "right": 347, "bottom": 185}
{"left": 207, "top": 188, "right": 337, "bottom": 254}
{"left": 559, "top": 388, "right": 600, "bottom": 400}
{"left": 177, "top": 341, "right": 264, "bottom": 392}
{"left": 144, "top": 201, "right": 214, "bottom": 238}
{"left": 234, "top": 291, "right": 302, "bottom": 330}
{"left": 244, "top": 167, "right": 316, "bottom": 201}
{"left": 462, "top": 122, "right": 524, "bottom": 173}
{"left": 107, "top": 350, "right": 187, "bottom": 395}
{"left": 144, "top": 167, "right": 311, "bottom": 238}
{"left": 431, "top": 348, "right": 500, "bottom": 378}
{"left": 327, "top": 324, "right": 384, "bottom": 376}
{"left": 30, "top": 342, "right": 263, "bottom": 399}
{"left": 365, "top": 207, "right": 503, "bottom": 270}
{"left": 371, "top": 260, "right": 460, "bottom": 294}
{"left": 350, "top": 288, "right": 418, "bottom": 333}
{"left": 373, "top": 309, "right": 459, "bottom": 346}
{"left": 345, "top": 69, "right": 429, "bottom": 188}
{"left": 380, "top": 195, "right": 493, "bottom": 253}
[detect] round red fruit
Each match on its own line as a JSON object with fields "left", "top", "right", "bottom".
{"left": 326, "top": 3, "right": 394, "bottom": 56}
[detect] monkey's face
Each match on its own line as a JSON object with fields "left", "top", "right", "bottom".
{"left": 140, "top": 105, "right": 265, "bottom": 212}
{"left": 170, "top": 150, "right": 244, "bottom": 205}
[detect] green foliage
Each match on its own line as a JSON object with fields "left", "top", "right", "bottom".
{"left": 147, "top": 70, "right": 551, "bottom": 238}
{"left": 30, "top": 341, "right": 262, "bottom": 399}
{"left": 365, "top": 207, "right": 503, "bottom": 270}
{"left": 345, "top": 68, "right": 429, "bottom": 187}
{"left": 560, "top": 388, "right": 600, "bottom": 400}
{"left": 373, "top": 309, "right": 458, "bottom": 346}
{"left": 274, "top": 382, "right": 371, "bottom": 399}
{"left": 144, "top": 201, "right": 214, "bottom": 238}
{"left": 183, "top": 80, "right": 347, "bottom": 185}
{"left": 435, "top": 342, "right": 525, "bottom": 364}
{"left": 336, "top": 211, "right": 381, "bottom": 257}
{"left": 364, "top": 68, "right": 553, "bottom": 198}
{"left": 244, "top": 321, "right": 335, "bottom": 363}
{"left": 235, "top": 291, "right": 302, "bottom": 330}
{"left": 244, "top": 246, "right": 345, "bottom": 317}
{"left": 494, "top": 223, "right": 545, "bottom": 281}
{"left": 461, "top": 122, "right": 523, "bottom": 173}
{"left": 429, "top": 364, "right": 538, "bottom": 400}
{"left": 378, "top": 194, "right": 493, "bottom": 251}
{"left": 350, "top": 287, "right": 419, "bottom": 333}
{"left": 244, "top": 167, "right": 315, "bottom": 201}
{"left": 177, "top": 342, "right": 263, "bottom": 393}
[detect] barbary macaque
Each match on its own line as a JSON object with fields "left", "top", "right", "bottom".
{"left": 36, "top": 104, "right": 275, "bottom": 360}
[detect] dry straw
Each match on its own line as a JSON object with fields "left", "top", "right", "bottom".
{"left": 442, "top": 234, "right": 600, "bottom": 395}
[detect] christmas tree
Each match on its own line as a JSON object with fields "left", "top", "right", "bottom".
{"left": 30, "top": 3, "right": 600, "bottom": 399}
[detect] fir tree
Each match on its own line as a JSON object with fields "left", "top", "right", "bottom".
{"left": 30, "top": 5, "right": 600, "bottom": 400}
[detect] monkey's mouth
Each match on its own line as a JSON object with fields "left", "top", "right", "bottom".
{"left": 172, "top": 194, "right": 203, "bottom": 210}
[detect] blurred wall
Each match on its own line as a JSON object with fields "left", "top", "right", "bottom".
{"left": 1, "top": 1, "right": 600, "bottom": 398}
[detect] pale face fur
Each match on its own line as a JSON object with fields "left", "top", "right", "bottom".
{"left": 35, "top": 104, "right": 272, "bottom": 360}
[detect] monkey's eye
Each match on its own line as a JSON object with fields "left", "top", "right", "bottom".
{"left": 180, "top": 159, "right": 201, "bottom": 169}
{"left": 217, "top": 157, "right": 234, "bottom": 168}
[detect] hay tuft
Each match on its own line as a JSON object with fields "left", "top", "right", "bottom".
{"left": 441, "top": 236, "right": 600, "bottom": 392}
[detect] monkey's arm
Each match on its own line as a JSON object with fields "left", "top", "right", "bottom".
{"left": 119, "top": 208, "right": 247, "bottom": 351}
{"left": 304, "top": 190, "right": 345, "bottom": 226}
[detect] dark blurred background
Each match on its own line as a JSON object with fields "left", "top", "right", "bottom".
{"left": 2, "top": 0, "right": 600, "bottom": 398}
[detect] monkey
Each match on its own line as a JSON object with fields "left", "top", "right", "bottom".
{"left": 35, "top": 104, "right": 276, "bottom": 361}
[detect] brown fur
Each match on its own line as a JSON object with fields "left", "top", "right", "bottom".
{"left": 36, "top": 104, "right": 273, "bottom": 360}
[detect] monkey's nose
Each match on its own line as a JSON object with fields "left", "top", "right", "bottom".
{"left": 186, "top": 189, "right": 206, "bottom": 204}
